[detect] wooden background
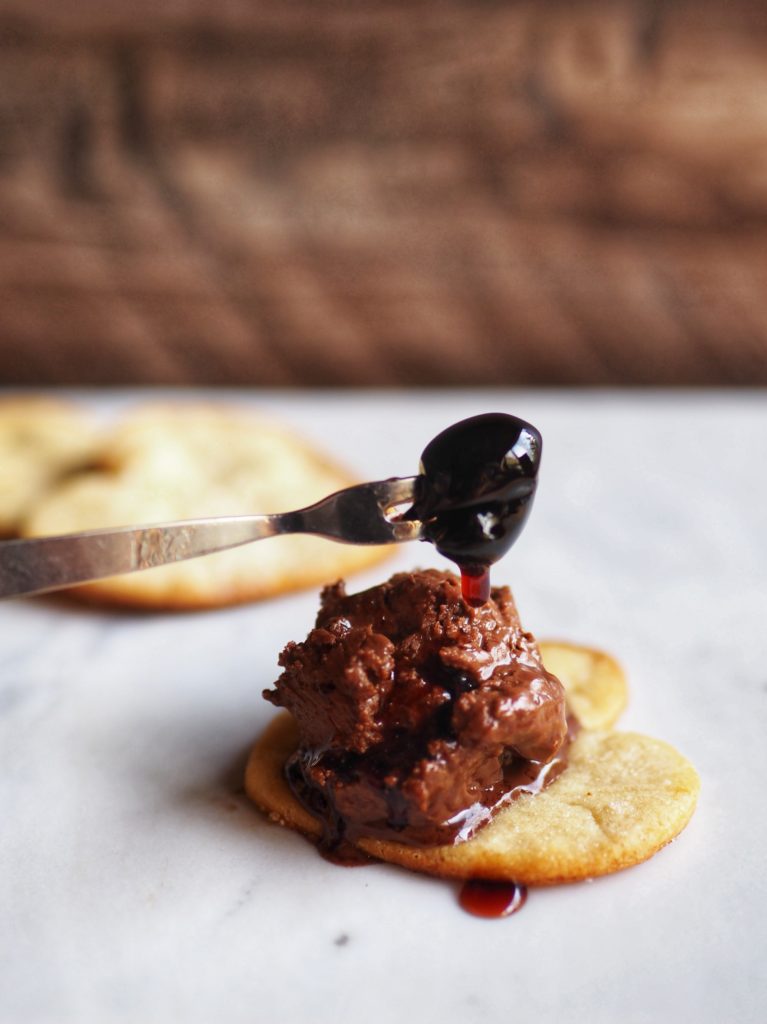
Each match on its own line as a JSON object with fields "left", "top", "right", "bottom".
{"left": 1, "top": 0, "right": 766, "bottom": 387}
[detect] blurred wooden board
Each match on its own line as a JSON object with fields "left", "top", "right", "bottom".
{"left": 0, "top": 0, "right": 766, "bottom": 385}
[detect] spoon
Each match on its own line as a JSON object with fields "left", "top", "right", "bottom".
{"left": 0, "top": 412, "right": 542, "bottom": 601}
{"left": 0, "top": 477, "right": 421, "bottom": 600}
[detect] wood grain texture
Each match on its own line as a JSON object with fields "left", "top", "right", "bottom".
{"left": 0, "top": 0, "right": 765, "bottom": 385}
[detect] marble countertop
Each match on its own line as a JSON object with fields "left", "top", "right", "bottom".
{"left": 1, "top": 390, "right": 765, "bottom": 1024}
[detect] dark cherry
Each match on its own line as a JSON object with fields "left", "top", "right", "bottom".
{"left": 458, "top": 879, "right": 527, "bottom": 918}
{"left": 411, "top": 413, "right": 542, "bottom": 600}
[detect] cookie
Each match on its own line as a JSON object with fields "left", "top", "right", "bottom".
{"left": 539, "top": 640, "right": 628, "bottom": 730}
{"left": 245, "top": 644, "right": 699, "bottom": 884}
{"left": 21, "top": 404, "right": 391, "bottom": 608}
{"left": 0, "top": 397, "right": 98, "bottom": 536}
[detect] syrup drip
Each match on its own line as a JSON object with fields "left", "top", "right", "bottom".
{"left": 460, "top": 566, "right": 491, "bottom": 607}
{"left": 458, "top": 879, "right": 527, "bottom": 918}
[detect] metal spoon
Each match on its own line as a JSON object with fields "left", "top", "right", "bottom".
{"left": 0, "top": 476, "right": 422, "bottom": 600}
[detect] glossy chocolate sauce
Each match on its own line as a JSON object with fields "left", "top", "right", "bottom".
{"left": 286, "top": 721, "right": 570, "bottom": 855}
{"left": 410, "top": 413, "right": 542, "bottom": 598}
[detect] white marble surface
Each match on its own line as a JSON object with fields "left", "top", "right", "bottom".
{"left": 1, "top": 390, "right": 766, "bottom": 1024}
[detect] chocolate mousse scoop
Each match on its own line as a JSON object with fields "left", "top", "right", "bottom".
{"left": 263, "top": 569, "right": 569, "bottom": 851}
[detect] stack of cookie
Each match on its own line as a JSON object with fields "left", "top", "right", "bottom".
{"left": 0, "top": 398, "right": 389, "bottom": 609}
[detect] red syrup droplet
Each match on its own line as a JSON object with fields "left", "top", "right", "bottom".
{"left": 460, "top": 567, "right": 491, "bottom": 607}
{"left": 458, "top": 879, "right": 527, "bottom": 918}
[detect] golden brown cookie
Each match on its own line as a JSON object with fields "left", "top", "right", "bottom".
{"left": 245, "top": 644, "right": 699, "bottom": 884}
{"left": 539, "top": 640, "right": 628, "bottom": 730}
{"left": 22, "top": 404, "right": 390, "bottom": 608}
{"left": 0, "top": 397, "right": 98, "bottom": 536}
